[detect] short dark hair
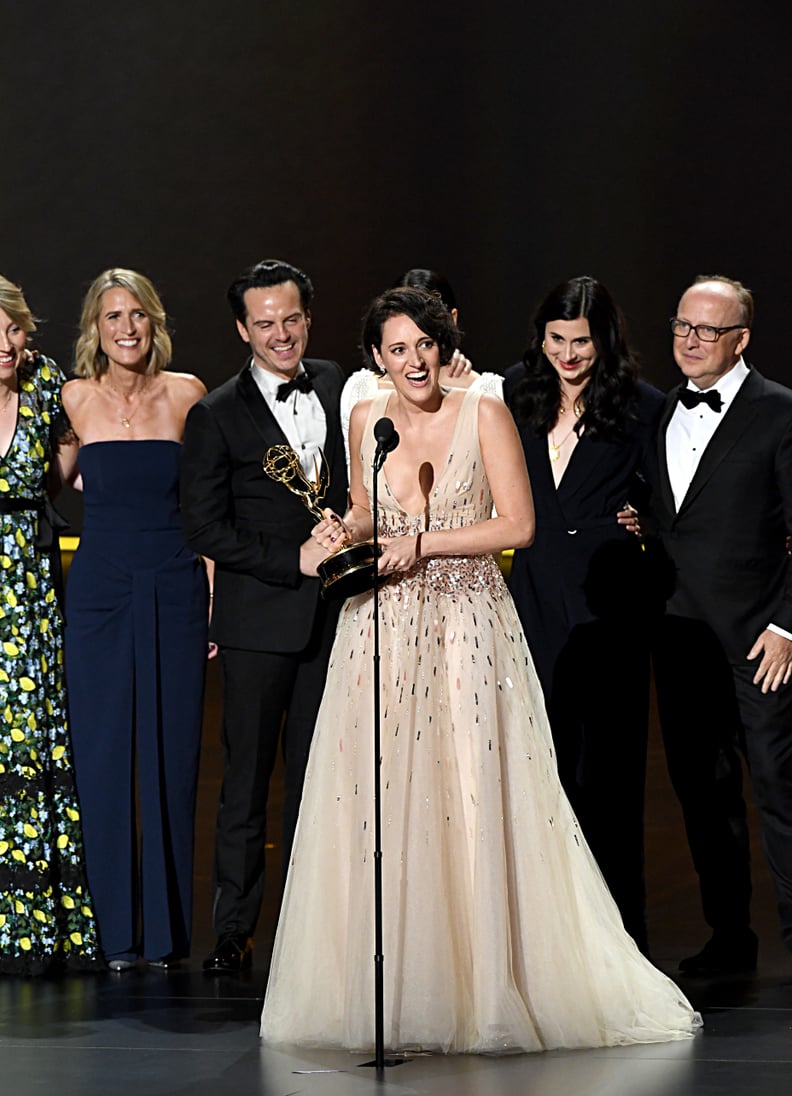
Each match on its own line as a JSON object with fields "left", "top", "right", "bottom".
{"left": 361, "top": 287, "right": 462, "bottom": 371}
{"left": 691, "top": 274, "right": 754, "bottom": 327}
{"left": 392, "top": 268, "right": 456, "bottom": 312}
{"left": 227, "top": 259, "right": 314, "bottom": 323}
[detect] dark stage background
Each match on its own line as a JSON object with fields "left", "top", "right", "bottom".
{"left": 6, "top": 2, "right": 790, "bottom": 456}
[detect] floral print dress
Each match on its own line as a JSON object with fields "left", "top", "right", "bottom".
{"left": 0, "top": 354, "right": 101, "bottom": 974}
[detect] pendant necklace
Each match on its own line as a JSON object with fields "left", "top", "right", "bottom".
{"left": 107, "top": 375, "right": 149, "bottom": 429}
{"left": 550, "top": 396, "right": 583, "bottom": 460}
{"left": 548, "top": 423, "right": 579, "bottom": 462}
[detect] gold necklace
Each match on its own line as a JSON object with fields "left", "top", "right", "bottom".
{"left": 548, "top": 422, "right": 579, "bottom": 461}
{"left": 106, "top": 375, "right": 150, "bottom": 429}
{"left": 558, "top": 397, "right": 583, "bottom": 418}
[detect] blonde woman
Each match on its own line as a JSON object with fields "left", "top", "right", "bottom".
{"left": 62, "top": 268, "right": 209, "bottom": 971}
{"left": 0, "top": 274, "right": 101, "bottom": 974}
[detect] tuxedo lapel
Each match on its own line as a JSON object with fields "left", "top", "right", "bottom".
{"left": 657, "top": 392, "right": 677, "bottom": 515}
{"left": 523, "top": 433, "right": 569, "bottom": 524}
{"left": 235, "top": 361, "right": 292, "bottom": 450}
{"left": 525, "top": 429, "right": 630, "bottom": 527}
{"left": 676, "top": 370, "right": 763, "bottom": 515}
{"left": 555, "top": 431, "right": 611, "bottom": 503}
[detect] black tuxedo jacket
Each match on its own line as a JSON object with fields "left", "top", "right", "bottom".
{"left": 654, "top": 367, "right": 792, "bottom": 662}
{"left": 180, "top": 358, "right": 348, "bottom": 653}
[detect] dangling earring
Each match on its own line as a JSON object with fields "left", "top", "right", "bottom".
{"left": 541, "top": 340, "right": 546, "bottom": 353}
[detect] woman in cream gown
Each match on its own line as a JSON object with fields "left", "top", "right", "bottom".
{"left": 260, "top": 287, "right": 699, "bottom": 1054}
{"left": 340, "top": 266, "right": 502, "bottom": 472}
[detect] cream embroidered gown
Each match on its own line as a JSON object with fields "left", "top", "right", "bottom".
{"left": 260, "top": 389, "right": 698, "bottom": 1054}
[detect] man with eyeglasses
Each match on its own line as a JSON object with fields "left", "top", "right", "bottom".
{"left": 652, "top": 274, "right": 792, "bottom": 976}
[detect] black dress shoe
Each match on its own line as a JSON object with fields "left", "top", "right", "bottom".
{"left": 202, "top": 935, "right": 253, "bottom": 974}
{"left": 679, "top": 931, "right": 758, "bottom": 976}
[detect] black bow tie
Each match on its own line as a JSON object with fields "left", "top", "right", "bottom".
{"left": 677, "top": 386, "right": 723, "bottom": 413}
{"left": 276, "top": 372, "right": 313, "bottom": 402}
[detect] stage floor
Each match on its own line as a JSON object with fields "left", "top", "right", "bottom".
{"left": 2, "top": 662, "right": 791, "bottom": 1096}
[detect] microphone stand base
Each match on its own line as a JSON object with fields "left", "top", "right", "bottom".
{"left": 358, "top": 1056, "right": 412, "bottom": 1069}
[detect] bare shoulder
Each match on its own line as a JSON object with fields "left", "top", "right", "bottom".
{"left": 61, "top": 377, "right": 97, "bottom": 414}
{"left": 162, "top": 371, "right": 207, "bottom": 419}
{"left": 476, "top": 391, "right": 521, "bottom": 454}
{"left": 163, "top": 371, "right": 207, "bottom": 399}
{"left": 61, "top": 376, "right": 87, "bottom": 400}
{"left": 61, "top": 377, "right": 79, "bottom": 405}
{"left": 350, "top": 396, "right": 373, "bottom": 428}
{"left": 476, "top": 390, "right": 513, "bottom": 429}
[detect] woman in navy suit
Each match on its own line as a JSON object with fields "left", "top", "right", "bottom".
{"left": 505, "top": 276, "right": 664, "bottom": 955}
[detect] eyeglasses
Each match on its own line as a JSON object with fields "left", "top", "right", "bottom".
{"left": 670, "top": 318, "right": 747, "bottom": 342}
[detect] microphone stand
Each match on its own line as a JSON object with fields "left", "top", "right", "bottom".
{"left": 361, "top": 441, "right": 404, "bottom": 1077}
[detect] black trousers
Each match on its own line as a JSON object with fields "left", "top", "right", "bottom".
{"left": 211, "top": 601, "right": 339, "bottom": 939}
{"left": 653, "top": 614, "right": 792, "bottom": 945}
{"left": 548, "top": 618, "right": 651, "bottom": 954}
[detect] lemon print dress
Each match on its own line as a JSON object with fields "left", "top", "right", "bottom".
{"left": 0, "top": 353, "right": 100, "bottom": 974}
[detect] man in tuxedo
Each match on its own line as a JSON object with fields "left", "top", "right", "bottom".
{"left": 652, "top": 274, "right": 792, "bottom": 975}
{"left": 181, "top": 259, "right": 348, "bottom": 973}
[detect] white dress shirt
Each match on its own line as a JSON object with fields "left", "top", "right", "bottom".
{"left": 666, "top": 357, "right": 749, "bottom": 511}
{"left": 250, "top": 361, "right": 327, "bottom": 479}
{"left": 666, "top": 357, "right": 791, "bottom": 642}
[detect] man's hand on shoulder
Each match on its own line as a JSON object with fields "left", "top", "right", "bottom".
{"left": 747, "top": 629, "right": 792, "bottom": 693}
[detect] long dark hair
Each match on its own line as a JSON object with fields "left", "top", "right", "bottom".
{"left": 509, "top": 276, "right": 638, "bottom": 441}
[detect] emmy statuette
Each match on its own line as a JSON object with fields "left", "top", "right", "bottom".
{"left": 262, "top": 445, "right": 380, "bottom": 599}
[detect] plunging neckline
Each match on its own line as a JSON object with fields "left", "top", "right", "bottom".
{"left": 547, "top": 424, "right": 586, "bottom": 491}
{"left": 379, "top": 388, "right": 471, "bottom": 519}
{"left": 0, "top": 391, "right": 20, "bottom": 462}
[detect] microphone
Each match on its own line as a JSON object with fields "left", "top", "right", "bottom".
{"left": 373, "top": 417, "right": 399, "bottom": 471}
